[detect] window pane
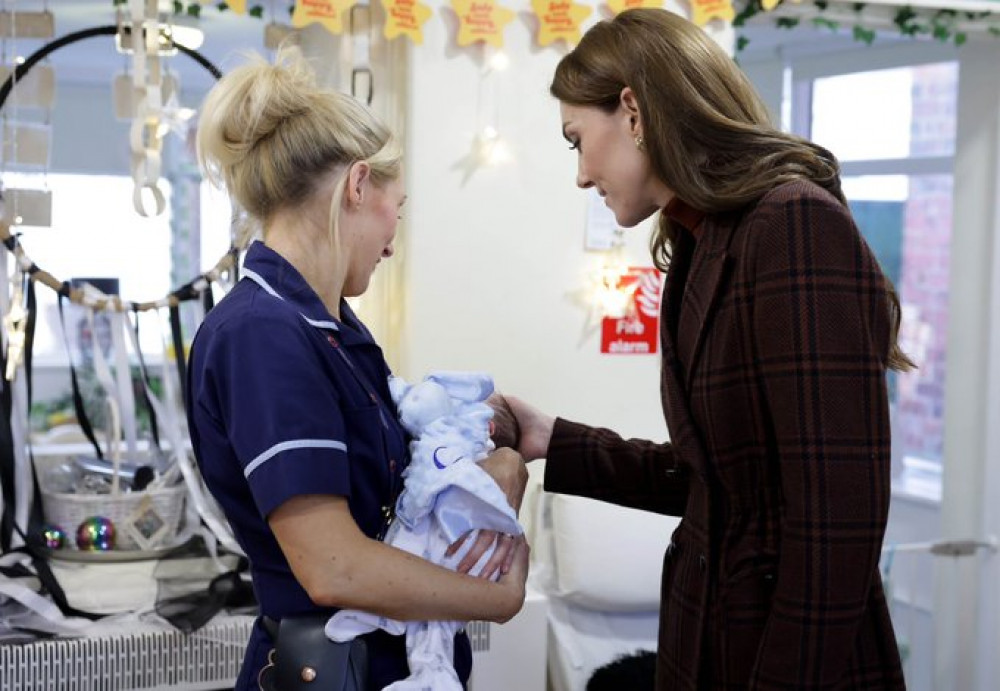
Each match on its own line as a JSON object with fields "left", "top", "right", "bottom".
{"left": 5, "top": 172, "right": 172, "bottom": 362}
{"left": 846, "top": 174, "right": 952, "bottom": 496}
{"left": 811, "top": 62, "right": 957, "bottom": 161}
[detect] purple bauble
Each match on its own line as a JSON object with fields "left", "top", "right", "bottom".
{"left": 76, "top": 516, "right": 115, "bottom": 551}
{"left": 43, "top": 524, "right": 67, "bottom": 549}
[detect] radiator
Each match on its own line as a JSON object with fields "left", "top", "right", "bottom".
{"left": 0, "top": 615, "right": 254, "bottom": 691}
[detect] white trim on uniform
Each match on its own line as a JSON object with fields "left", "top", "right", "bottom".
{"left": 241, "top": 268, "right": 340, "bottom": 331}
{"left": 244, "top": 439, "right": 349, "bottom": 478}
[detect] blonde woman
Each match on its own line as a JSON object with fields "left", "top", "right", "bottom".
{"left": 188, "top": 50, "right": 529, "bottom": 690}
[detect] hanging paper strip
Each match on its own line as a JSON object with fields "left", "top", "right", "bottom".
{"left": 382, "top": 0, "right": 433, "bottom": 44}
{"left": 605, "top": 0, "right": 664, "bottom": 15}
{"left": 689, "top": 0, "right": 735, "bottom": 26}
{"left": 291, "top": 0, "right": 359, "bottom": 35}
{"left": 451, "top": 0, "right": 516, "bottom": 48}
{"left": 532, "top": 0, "right": 592, "bottom": 47}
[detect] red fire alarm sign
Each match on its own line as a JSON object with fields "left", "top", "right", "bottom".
{"left": 600, "top": 267, "right": 662, "bottom": 355}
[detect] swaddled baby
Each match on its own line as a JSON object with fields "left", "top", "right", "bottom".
{"left": 325, "top": 371, "right": 523, "bottom": 690}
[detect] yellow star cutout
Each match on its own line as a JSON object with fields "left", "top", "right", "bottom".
{"left": 605, "top": 0, "right": 664, "bottom": 15}
{"left": 451, "top": 0, "right": 517, "bottom": 48}
{"left": 532, "top": 0, "right": 592, "bottom": 47}
{"left": 689, "top": 0, "right": 735, "bottom": 27}
{"left": 382, "top": 0, "right": 433, "bottom": 44}
{"left": 291, "top": 0, "right": 358, "bottom": 35}
{"left": 761, "top": 0, "right": 781, "bottom": 9}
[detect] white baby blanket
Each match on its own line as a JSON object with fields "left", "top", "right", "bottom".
{"left": 325, "top": 371, "right": 523, "bottom": 690}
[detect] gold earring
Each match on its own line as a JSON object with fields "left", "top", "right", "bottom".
{"left": 634, "top": 134, "right": 645, "bottom": 151}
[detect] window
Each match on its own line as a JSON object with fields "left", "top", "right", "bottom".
{"left": 4, "top": 172, "right": 174, "bottom": 363}
{"left": 795, "top": 61, "right": 958, "bottom": 501}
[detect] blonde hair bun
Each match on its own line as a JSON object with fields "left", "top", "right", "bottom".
{"left": 196, "top": 46, "right": 400, "bottom": 222}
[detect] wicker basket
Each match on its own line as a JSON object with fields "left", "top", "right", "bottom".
{"left": 36, "top": 453, "right": 187, "bottom": 552}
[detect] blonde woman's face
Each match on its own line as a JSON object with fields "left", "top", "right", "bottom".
{"left": 560, "top": 101, "right": 671, "bottom": 228}
{"left": 342, "top": 173, "right": 406, "bottom": 298}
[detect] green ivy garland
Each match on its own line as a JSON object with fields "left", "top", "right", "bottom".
{"left": 734, "top": 0, "right": 1000, "bottom": 51}
{"left": 110, "top": 1, "right": 272, "bottom": 19}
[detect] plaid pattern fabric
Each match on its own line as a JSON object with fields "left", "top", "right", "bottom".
{"left": 546, "top": 181, "right": 906, "bottom": 690}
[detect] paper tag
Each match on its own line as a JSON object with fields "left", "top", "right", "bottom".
{"left": 0, "top": 11, "right": 55, "bottom": 39}
{"left": 0, "top": 65, "right": 55, "bottom": 109}
{"left": 1, "top": 122, "right": 51, "bottom": 167}
{"left": 1, "top": 188, "right": 53, "bottom": 228}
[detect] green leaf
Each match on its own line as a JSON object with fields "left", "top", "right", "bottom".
{"left": 217, "top": 2, "right": 230, "bottom": 11}
{"left": 736, "top": 35, "right": 751, "bottom": 53}
{"left": 812, "top": 16, "right": 839, "bottom": 31}
{"left": 186, "top": 3, "right": 201, "bottom": 17}
{"left": 249, "top": 4, "right": 265, "bottom": 17}
{"left": 173, "top": 0, "right": 183, "bottom": 14}
{"left": 815, "top": 1, "right": 829, "bottom": 10}
{"left": 733, "top": 2, "right": 760, "bottom": 28}
{"left": 853, "top": 3, "right": 866, "bottom": 12}
{"left": 853, "top": 25, "right": 876, "bottom": 45}
{"left": 954, "top": 32, "right": 967, "bottom": 46}
{"left": 776, "top": 17, "right": 800, "bottom": 29}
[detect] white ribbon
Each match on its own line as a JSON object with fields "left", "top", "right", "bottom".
{"left": 124, "top": 312, "right": 243, "bottom": 556}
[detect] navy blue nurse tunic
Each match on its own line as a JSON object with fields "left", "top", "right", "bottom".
{"left": 186, "top": 241, "right": 472, "bottom": 690}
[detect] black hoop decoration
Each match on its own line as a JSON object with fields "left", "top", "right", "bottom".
{"left": 0, "top": 25, "right": 221, "bottom": 110}
{"left": 0, "top": 24, "right": 236, "bottom": 315}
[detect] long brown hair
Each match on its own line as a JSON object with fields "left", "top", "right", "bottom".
{"left": 551, "top": 9, "right": 913, "bottom": 371}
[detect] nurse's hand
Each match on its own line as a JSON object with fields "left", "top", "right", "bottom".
{"left": 478, "top": 446, "right": 528, "bottom": 514}
{"left": 494, "top": 536, "right": 530, "bottom": 623}
{"left": 447, "top": 530, "right": 520, "bottom": 580}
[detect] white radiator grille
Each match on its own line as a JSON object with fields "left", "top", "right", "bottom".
{"left": 466, "top": 620, "right": 491, "bottom": 653}
{"left": 0, "top": 615, "right": 254, "bottom": 691}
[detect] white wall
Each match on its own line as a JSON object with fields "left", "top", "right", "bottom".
{"left": 401, "top": 11, "right": 669, "bottom": 440}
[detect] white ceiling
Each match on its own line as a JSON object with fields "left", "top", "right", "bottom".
{"left": 5, "top": 1, "right": 277, "bottom": 90}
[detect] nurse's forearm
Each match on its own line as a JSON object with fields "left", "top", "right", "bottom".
{"left": 270, "top": 494, "right": 527, "bottom": 623}
{"left": 317, "top": 537, "right": 526, "bottom": 623}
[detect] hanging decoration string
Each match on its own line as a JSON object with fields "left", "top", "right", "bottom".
{"left": 0, "top": 220, "right": 238, "bottom": 314}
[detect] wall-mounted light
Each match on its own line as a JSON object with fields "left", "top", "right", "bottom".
{"left": 487, "top": 51, "right": 509, "bottom": 72}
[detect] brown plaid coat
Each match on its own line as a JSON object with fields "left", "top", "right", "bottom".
{"left": 545, "top": 181, "right": 906, "bottom": 689}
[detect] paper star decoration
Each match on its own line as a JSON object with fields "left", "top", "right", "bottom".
{"left": 689, "top": 0, "right": 735, "bottom": 27}
{"left": 605, "top": 0, "right": 665, "bottom": 15}
{"left": 532, "top": 0, "right": 592, "bottom": 47}
{"left": 451, "top": 0, "right": 517, "bottom": 48}
{"left": 291, "top": 0, "right": 358, "bottom": 36}
{"left": 382, "top": 0, "right": 433, "bottom": 44}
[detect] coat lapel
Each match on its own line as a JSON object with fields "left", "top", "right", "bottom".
{"left": 676, "top": 248, "right": 732, "bottom": 393}
{"left": 659, "top": 212, "right": 740, "bottom": 478}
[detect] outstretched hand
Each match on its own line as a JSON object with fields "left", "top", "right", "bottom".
{"left": 502, "top": 395, "right": 555, "bottom": 462}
